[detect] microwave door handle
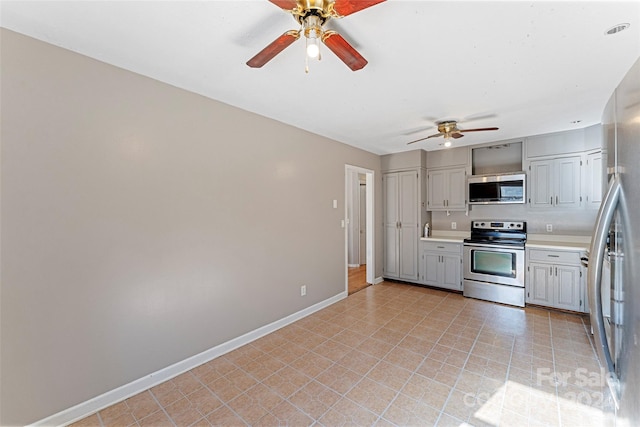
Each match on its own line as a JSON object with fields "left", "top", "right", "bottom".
{"left": 588, "top": 175, "right": 620, "bottom": 406}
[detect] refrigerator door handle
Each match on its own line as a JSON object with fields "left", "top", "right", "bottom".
{"left": 588, "top": 175, "right": 621, "bottom": 407}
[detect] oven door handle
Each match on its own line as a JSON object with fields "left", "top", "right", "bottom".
{"left": 588, "top": 175, "right": 620, "bottom": 407}
{"left": 463, "top": 243, "right": 525, "bottom": 251}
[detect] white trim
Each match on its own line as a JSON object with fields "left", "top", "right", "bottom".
{"left": 374, "top": 276, "right": 385, "bottom": 285}
{"left": 30, "top": 291, "right": 347, "bottom": 427}
{"left": 344, "top": 164, "right": 375, "bottom": 293}
{"left": 347, "top": 263, "right": 361, "bottom": 268}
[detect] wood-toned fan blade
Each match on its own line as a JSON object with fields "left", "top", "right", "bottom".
{"left": 407, "top": 132, "right": 443, "bottom": 145}
{"left": 247, "top": 31, "right": 300, "bottom": 68}
{"left": 322, "top": 31, "right": 367, "bottom": 71}
{"left": 403, "top": 126, "right": 434, "bottom": 136}
{"left": 268, "top": 0, "right": 298, "bottom": 10}
{"left": 459, "top": 127, "right": 499, "bottom": 132}
{"left": 451, "top": 132, "right": 464, "bottom": 139}
{"left": 333, "top": 0, "right": 386, "bottom": 16}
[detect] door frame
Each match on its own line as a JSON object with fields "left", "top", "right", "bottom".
{"left": 345, "top": 164, "right": 375, "bottom": 289}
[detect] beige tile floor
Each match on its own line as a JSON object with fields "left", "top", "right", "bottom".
{"left": 72, "top": 282, "right": 613, "bottom": 427}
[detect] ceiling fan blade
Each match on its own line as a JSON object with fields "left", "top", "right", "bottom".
{"left": 451, "top": 132, "right": 464, "bottom": 139}
{"left": 407, "top": 132, "right": 443, "bottom": 145}
{"left": 268, "top": 0, "right": 299, "bottom": 10}
{"left": 403, "top": 126, "right": 434, "bottom": 136}
{"left": 322, "top": 31, "right": 367, "bottom": 71}
{"left": 459, "top": 127, "right": 499, "bottom": 133}
{"left": 333, "top": 0, "right": 386, "bottom": 16}
{"left": 247, "top": 30, "right": 300, "bottom": 68}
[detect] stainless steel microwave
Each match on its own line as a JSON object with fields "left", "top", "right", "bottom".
{"left": 468, "top": 172, "right": 526, "bottom": 204}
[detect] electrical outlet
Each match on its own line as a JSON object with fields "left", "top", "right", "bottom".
{"left": 300, "top": 285, "right": 306, "bottom": 296}
{"left": 451, "top": 222, "right": 457, "bottom": 230}
{"left": 546, "top": 224, "right": 553, "bottom": 232}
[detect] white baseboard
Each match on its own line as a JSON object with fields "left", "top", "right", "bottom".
{"left": 31, "top": 291, "right": 348, "bottom": 427}
{"left": 374, "top": 276, "right": 384, "bottom": 285}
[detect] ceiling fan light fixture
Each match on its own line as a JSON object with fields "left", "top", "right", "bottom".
{"left": 304, "top": 15, "right": 322, "bottom": 59}
{"left": 443, "top": 136, "right": 452, "bottom": 148}
{"left": 306, "top": 33, "right": 320, "bottom": 58}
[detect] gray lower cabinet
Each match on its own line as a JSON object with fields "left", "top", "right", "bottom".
{"left": 526, "top": 248, "right": 585, "bottom": 312}
{"left": 419, "top": 241, "right": 462, "bottom": 291}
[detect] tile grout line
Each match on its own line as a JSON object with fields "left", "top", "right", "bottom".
{"left": 220, "top": 294, "right": 409, "bottom": 425}
{"left": 332, "top": 288, "right": 437, "bottom": 425}
{"left": 496, "top": 325, "right": 518, "bottom": 427}
{"left": 433, "top": 310, "right": 482, "bottom": 424}
{"left": 423, "top": 295, "right": 489, "bottom": 426}
{"left": 189, "top": 365, "right": 256, "bottom": 426}
{"left": 81, "top": 284, "right": 605, "bottom": 427}
{"left": 316, "top": 286, "right": 457, "bottom": 425}
{"left": 367, "top": 289, "right": 446, "bottom": 424}
{"left": 548, "top": 311, "right": 563, "bottom": 427}
{"left": 95, "top": 410, "right": 106, "bottom": 427}
{"left": 146, "top": 388, "right": 179, "bottom": 427}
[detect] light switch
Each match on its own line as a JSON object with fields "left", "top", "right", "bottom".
{"left": 333, "top": 199, "right": 338, "bottom": 209}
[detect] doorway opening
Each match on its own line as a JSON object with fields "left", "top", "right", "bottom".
{"left": 345, "top": 165, "right": 374, "bottom": 294}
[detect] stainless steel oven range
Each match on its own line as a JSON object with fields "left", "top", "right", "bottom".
{"left": 463, "top": 220, "right": 526, "bottom": 307}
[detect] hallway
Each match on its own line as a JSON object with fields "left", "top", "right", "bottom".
{"left": 348, "top": 265, "right": 370, "bottom": 295}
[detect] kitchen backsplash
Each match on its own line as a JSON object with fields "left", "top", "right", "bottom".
{"left": 431, "top": 203, "right": 597, "bottom": 235}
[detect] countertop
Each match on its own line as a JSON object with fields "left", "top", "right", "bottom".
{"left": 420, "top": 231, "right": 469, "bottom": 243}
{"left": 420, "top": 231, "right": 591, "bottom": 251}
{"left": 525, "top": 234, "right": 590, "bottom": 252}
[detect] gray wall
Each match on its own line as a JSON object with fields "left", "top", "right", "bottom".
{"left": 432, "top": 204, "right": 597, "bottom": 235}
{"left": 0, "top": 29, "right": 382, "bottom": 426}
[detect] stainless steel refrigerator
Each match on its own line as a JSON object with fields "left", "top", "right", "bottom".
{"left": 589, "top": 56, "right": 640, "bottom": 427}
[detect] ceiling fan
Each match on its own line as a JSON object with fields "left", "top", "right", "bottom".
{"left": 407, "top": 120, "right": 499, "bottom": 147}
{"left": 246, "top": 0, "right": 386, "bottom": 72}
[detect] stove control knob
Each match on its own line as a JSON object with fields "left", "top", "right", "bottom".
{"left": 517, "top": 224, "right": 522, "bottom": 228}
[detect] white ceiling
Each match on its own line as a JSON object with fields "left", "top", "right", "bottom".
{"left": 2, "top": 1, "right": 639, "bottom": 154}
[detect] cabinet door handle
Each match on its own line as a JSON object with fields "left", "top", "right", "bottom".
{"left": 437, "top": 246, "right": 445, "bottom": 249}
{"left": 556, "top": 195, "right": 559, "bottom": 205}
{"left": 547, "top": 254, "right": 560, "bottom": 258}
{"left": 550, "top": 266, "right": 553, "bottom": 275}
{"left": 550, "top": 196, "right": 553, "bottom": 205}
{"left": 555, "top": 267, "right": 558, "bottom": 276}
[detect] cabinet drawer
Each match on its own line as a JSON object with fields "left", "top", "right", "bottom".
{"left": 528, "top": 249, "right": 581, "bottom": 265}
{"left": 422, "top": 241, "right": 461, "bottom": 253}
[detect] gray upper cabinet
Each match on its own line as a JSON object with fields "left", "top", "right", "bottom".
{"left": 526, "top": 125, "right": 605, "bottom": 210}
{"left": 584, "top": 149, "right": 605, "bottom": 209}
{"left": 427, "top": 167, "right": 466, "bottom": 211}
{"left": 529, "top": 155, "right": 582, "bottom": 209}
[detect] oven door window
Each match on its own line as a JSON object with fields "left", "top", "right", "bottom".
{"left": 471, "top": 249, "right": 516, "bottom": 278}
